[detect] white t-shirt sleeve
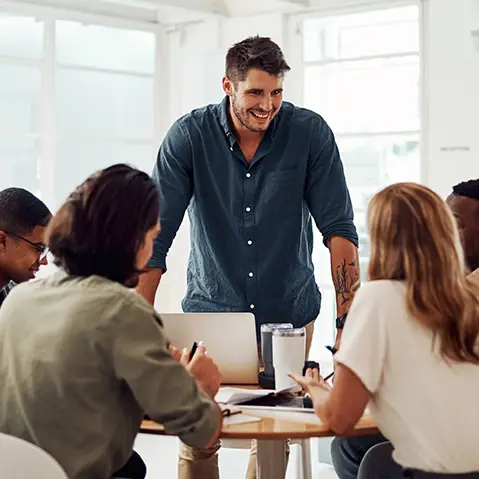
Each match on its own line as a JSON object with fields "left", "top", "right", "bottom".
{"left": 334, "top": 282, "right": 389, "bottom": 394}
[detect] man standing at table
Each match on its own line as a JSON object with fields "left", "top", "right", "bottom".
{"left": 137, "top": 35, "right": 359, "bottom": 479}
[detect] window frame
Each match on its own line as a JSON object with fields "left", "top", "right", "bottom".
{"left": 0, "top": 4, "right": 165, "bottom": 209}
{"left": 292, "top": 0, "right": 424, "bottom": 360}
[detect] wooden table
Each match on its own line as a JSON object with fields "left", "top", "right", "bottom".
{"left": 140, "top": 394, "right": 378, "bottom": 479}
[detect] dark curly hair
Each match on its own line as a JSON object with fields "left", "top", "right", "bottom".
{"left": 225, "top": 35, "right": 290, "bottom": 83}
{"left": 0, "top": 188, "right": 51, "bottom": 235}
{"left": 452, "top": 179, "right": 479, "bottom": 202}
{"left": 46, "top": 164, "right": 159, "bottom": 287}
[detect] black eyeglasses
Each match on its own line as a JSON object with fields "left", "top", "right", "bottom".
{"left": 6, "top": 232, "right": 49, "bottom": 261}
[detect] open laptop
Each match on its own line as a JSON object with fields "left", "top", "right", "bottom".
{"left": 159, "top": 312, "right": 259, "bottom": 385}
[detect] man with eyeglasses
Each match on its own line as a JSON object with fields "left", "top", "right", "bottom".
{"left": 0, "top": 188, "right": 52, "bottom": 308}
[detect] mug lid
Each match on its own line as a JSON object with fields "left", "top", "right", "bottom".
{"left": 273, "top": 327, "right": 305, "bottom": 337}
{"left": 261, "top": 323, "right": 293, "bottom": 333}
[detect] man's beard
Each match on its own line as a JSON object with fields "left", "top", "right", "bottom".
{"left": 231, "top": 95, "right": 271, "bottom": 133}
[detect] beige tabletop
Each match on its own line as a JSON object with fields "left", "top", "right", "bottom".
{"left": 141, "top": 413, "right": 377, "bottom": 439}
{"left": 140, "top": 387, "right": 379, "bottom": 479}
{"left": 140, "top": 384, "right": 378, "bottom": 440}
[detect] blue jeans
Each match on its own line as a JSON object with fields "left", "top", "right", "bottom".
{"left": 331, "top": 433, "right": 387, "bottom": 479}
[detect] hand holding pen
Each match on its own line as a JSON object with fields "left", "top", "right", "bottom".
{"left": 169, "top": 341, "right": 222, "bottom": 399}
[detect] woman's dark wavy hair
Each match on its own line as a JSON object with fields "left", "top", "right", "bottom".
{"left": 46, "top": 164, "right": 159, "bottom": 287}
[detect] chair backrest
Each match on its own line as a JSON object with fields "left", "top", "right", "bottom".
{"left": 0, "top": 433, "right": 69, "bottom": 478}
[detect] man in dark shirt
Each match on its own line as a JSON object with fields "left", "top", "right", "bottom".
{"left": 0, "top": 188, "right": 52, "bottom": 308}
{"left": 138, "top": 36, "right": 360, "bottom": 479}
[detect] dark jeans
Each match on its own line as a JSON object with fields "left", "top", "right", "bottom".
{"left": 405, "top": 472, "right": 479, "bottom": 478}
{"left": 331, "top": 433, "right": 388, "bottom": 479}
{"left": 113, "top": 451, "right": 147, "bottom": 479}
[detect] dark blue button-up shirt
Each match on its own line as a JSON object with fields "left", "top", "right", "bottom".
{"left": 149, "top": 97, "right": 358, "bottom": 336}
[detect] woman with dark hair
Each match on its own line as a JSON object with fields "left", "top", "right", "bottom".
{"left": 0, "top": 164, "right": 222, "bottom": 479}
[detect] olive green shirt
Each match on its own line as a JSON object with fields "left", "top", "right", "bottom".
{"left": 0, "top": 271, "right": 219, "bottom": 479}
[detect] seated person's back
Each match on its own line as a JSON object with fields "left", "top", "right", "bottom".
{"left": 291, "top": 182, "right": 479, "bottom": 475}
{"left": 340, "top": 279, "right": 479, "bottom": 472}
{"left": 0, "top": 165, "right": 221, "bottom": 479}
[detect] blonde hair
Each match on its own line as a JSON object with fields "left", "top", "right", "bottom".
{"left": 368, "top": 182, "right": 479, "bottom": 363}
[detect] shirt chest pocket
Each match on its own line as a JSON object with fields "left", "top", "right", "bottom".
{"left": 258, "top": 168, "right": 304, "bottom": 213}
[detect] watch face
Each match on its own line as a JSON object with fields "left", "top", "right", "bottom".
{"left": 336, "top": 314, "right": 347, "bottom": 328}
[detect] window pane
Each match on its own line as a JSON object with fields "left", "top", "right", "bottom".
{"left": 0, "top": 137, "right": 41, "bottom": 195}
{"left": 312, "top": 134, "right": 419, "bottom": 286}
{"left": 340, "top": 19, "right": 419, "bottom": 58}
{"left": 54, "top": 141, "right": 155, "bottom": 207}
{"left": 339, "top": 134, "right": 420, "bottom": 263}
{"left": 303, "top": 6, "right": 419, "bottom": 62}
{"left": 56, "top": 21, "right": 155, "bottom": 74}
{"left": 0, "top": 14, "right": 43, "bottom": 59}
{"left": 0, "top": 63, "right": 41, "bottom": 134}
{"left": 56, "top": 69, "right": 154, "bottom": 139}
{"left": 305, "top": 56, "right": 419, "bottom": 133}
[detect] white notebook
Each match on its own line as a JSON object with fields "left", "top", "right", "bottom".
{"left": 215, "top": 387, "right": 296, "bottom": 405}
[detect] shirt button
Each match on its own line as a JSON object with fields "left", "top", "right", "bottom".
{"left": 246, "top": 172, "right": 251, "bottom": 178}
{"left": 248, "top": 272, "right": 254, "bottom": 277}
{"left": 250, "top": 304, "right": 255, "bottom": 309}
{"left": 247, "top": 240, "right": 253, "bottom": 246}
{"left": 245, "top": 206, "right": 251, "bottom": 212}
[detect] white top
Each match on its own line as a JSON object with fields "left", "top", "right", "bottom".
{"left": 335, "top": 279, "right": 479, "bottom": 473}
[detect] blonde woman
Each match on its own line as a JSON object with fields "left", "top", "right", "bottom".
{"left": 291, "top": 182, "right": 479, "bottom": 479}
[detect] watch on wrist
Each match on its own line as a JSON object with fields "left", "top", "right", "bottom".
{"left": 336, "top": 313, "right": 348, "bottom": 329}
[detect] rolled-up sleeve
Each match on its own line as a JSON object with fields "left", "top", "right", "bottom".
{"left": 112, "top": 297, "right": 220, "bottom": 448}
{"left": 148, "top": 120, "right": 194, "bottom": 272}
{"left": 305, "top": 117, "right": 359, "bottom": 248}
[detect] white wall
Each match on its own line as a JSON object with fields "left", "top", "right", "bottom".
{"left": 423, "top": 0, "right": 479, "bottom": 197}
{"left": 156, "top": 0, "right": 479, "bottom": 310}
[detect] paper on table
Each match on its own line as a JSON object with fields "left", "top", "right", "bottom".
{"left": 223, "top": 414, "right": 262, "bottom": 425}
{"left": 236, "top": 407, "right": 323, "bottom": 424}
{"left": 215, "top": 386, "right": 296, "bottom": 405}
{"left": 215, "top": 388, "right": 274, "bottom": 405}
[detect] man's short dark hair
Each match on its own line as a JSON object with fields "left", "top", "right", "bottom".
{"left": 225, "top": 35, "right": 291, "bottom": 83}
{"left": 0, "top": 188, "right": 52, "bottom": 235}
{"left": 452, "top": 179, "right": 479, "bottom": 202}
{"left": 46, "top": 164, "right": 159, "bottom": 287}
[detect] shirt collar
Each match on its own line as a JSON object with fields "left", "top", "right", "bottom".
{"left": 0, "top": 281, "right": 15, "bottom": 305}
{"left": 217, "top": 96, "right": 280, "bottom": 145}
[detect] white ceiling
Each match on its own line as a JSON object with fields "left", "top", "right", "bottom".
{"left": 9, "top": 0, "right": 358, "bottom": 24}
{"left": 9, "top": 0, "right": 394, "bottom": 24}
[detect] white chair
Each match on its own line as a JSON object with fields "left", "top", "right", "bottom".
{"left": 222, "top": 438, "right": 312, "bottom": 479}
{"left": 0, "top": 433, "right": 69, "bottom": 478}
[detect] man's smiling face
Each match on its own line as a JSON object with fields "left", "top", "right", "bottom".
{"left": 225, "top": 68, "right": 284, "bottom": 133}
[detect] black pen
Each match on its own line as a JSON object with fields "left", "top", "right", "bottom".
{"left": 324, "top": 371, "right": 334, "bottom": 382}
{"left": 325, "top": 345, "right": 337, "bottom": 355}
{"left": 189, "top": 341, "right": 198, "bottom": 361}
{"left": 324, "top": 345, "right": 336, "bottom": 382}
